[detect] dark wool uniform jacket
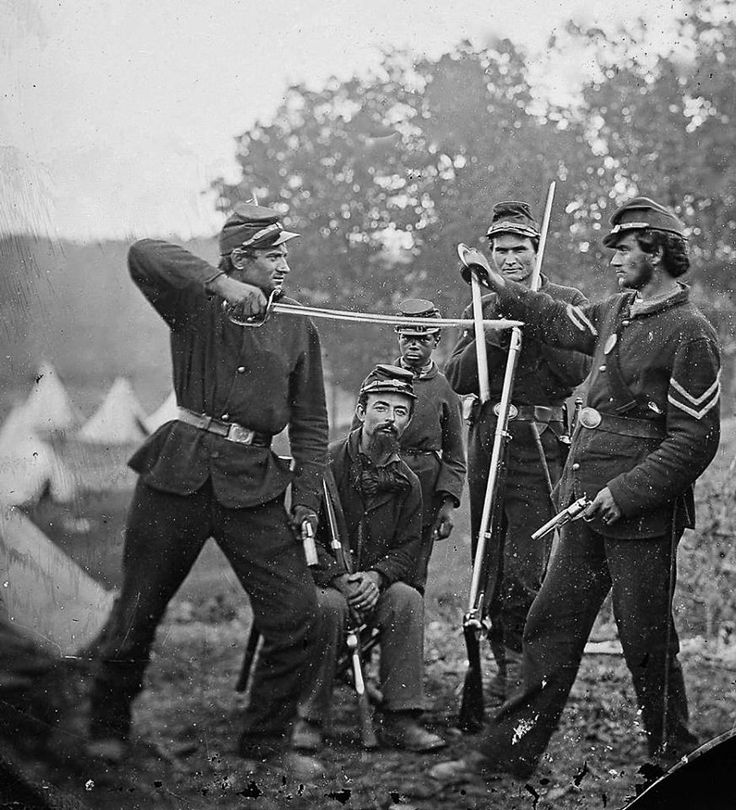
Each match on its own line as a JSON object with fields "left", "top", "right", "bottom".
{"left": 445, "top": 276, "right": 590, "bottom": 406}
{"left": 126, "top": 239, "right": 328, "bottom": 511}
{"left": 494, "top": 281, "right": 721, "bottom": 538}
{"left": 350, "top": 360, "right": 466, "bottom": 525}
{"left": 312, "top": 430, "right": 423, "bottom": 589}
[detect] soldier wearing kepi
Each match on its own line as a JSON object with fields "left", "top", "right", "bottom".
{"left": 445, "top": 202, "right": 589, "bottom": 703}
{"left": 433, "top": 197, "right": 721, "bottom": 781}
{"left": 86, "top": 204, "right": 329, "bottom": 778}
{"left": 292, "top": 365, "right": 446, "bottom": 754}
{"left": 352, "top": 299, "right": 466, "bottom": 592}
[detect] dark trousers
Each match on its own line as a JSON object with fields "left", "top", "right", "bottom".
{"left": 467, "top": 415, "right": 561, "bottom": 653}
{"left": 299, "top": 582, "right": 425, "bottom": 723}
{"left": 89, "top": 479, "right": 319, "bottom": 749}
{"left": 480, "top": 519, "right": 696, "bottom": 771}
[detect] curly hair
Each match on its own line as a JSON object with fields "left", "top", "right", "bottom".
{"left": 634, "top": 230, "right": 690, "bottom": 278}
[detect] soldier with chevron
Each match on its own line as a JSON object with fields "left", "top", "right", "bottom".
{"left": 434, "top": 196, "right": 721, "bottom": 782}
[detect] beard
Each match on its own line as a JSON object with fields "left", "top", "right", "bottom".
{"left": 366, "top": 426, "right": 400, "bottom": 458}
{"left": 622, "top": 256, "right": 655, "bottom": 291}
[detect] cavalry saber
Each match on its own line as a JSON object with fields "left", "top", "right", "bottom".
{"left": 458, "top": 181, "right": 556, "bottom": 731}
{"left": 224, "top": 298, "right": 522, "bottom": 330}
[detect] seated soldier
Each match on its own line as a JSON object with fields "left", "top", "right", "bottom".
{"left": 292, "top": 365, "right": 446, "bottom": 753}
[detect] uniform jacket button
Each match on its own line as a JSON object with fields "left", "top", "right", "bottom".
{"left": 237, "top": 366, "right": 246, "bottom": 373}
{"left": 598, "top": 365, "right": 607, "bottom": 372}
{"left": 572, "top": 462, "right": 581, "bottom": 471}
{"left": 221, "top": 413, "right": 230, "bottom": 420}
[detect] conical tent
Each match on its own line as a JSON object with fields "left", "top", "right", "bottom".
{"left": 23, "top": 361, "right": 80, "bottom": 435}
{"left": 144, "top": 390, "right": 178, "bottom": 432}
{"left": 0, "top": 414, "right": 76, "bottom": 506}
{"left": 77, "top": 377, "right": 149, "bottom": 444}
{"left": 0, "top": 404, "right": 35, "bottom": 450}
{"left": 0, "top": 505, "right": 114, "bottom": 655}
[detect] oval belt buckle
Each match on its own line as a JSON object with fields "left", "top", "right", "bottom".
{"left": 228, "top": 425, "right": 255, "bottom": 444}
{"left": 493, "top": 403, "right": 519, "bottom": 420}
{"left": 578, "top": 407, "right": 602, "bottom": 429}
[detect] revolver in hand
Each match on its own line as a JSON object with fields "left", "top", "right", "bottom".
{"left": 531, "top": 496, "right": 591, "bottom": 541}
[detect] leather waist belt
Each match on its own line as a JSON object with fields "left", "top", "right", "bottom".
{"left": 577, "top": 407, "right": 665, "bottom": 439}
{"left": 177, "top": 408, "right": 272, "bottom": 447}
{"left": 492, "top": 403, "right": 565, "bottom": 423}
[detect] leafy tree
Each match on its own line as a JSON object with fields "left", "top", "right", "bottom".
{"left": 212, "top": 41, "right": 591, "bottom": 393}
{"left": 212, "top": 2, "right": 734, "bottom": 400}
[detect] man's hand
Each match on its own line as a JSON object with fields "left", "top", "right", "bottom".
{"left": 458, "top": 245, "right": 506, "bottom": 291}
{"left": 582, "top": 487, "right": 622, "bottom": 526}
{"left": 211, "top": 274, "right": 268, "bottom": 318}
{"left": 344, "top": 571, "right": 382, "bottom": 617}
{"left": 289, "top": 504, "right": 319, "bottom": 537}
{"left": 432, "top": 500, "right": 455, "bottom": 540}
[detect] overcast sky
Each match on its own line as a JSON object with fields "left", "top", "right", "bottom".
{"left": 2, "top": 0, "right": 687, "bottom": 242}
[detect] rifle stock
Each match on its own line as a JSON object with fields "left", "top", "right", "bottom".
{"left": 458, "top": 182, "right": 556, "bottom": 731}
{"left": 322, "top": 476, "right": 379, "bottom": 749}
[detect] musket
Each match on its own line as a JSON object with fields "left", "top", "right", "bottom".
{"left": 457, "top": 182, "right": 556, "bottom": 732}
{"left": 322, "top": 475, "right": 379, "bottom": 749}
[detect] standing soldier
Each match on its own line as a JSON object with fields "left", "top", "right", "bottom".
{"left": 386, "top": 298, "right": 466, "bottom": 592}
{"left": 434, "top": 196, "right": 721, "bottom": 780}
{"left": 445, "top": 201, "right": 589, "bottom": 703}
{"left": 86, "top": 204, "right": 328, "bottom": 779}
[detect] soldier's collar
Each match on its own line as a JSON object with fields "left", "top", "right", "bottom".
{"left": 398, "top": 357, "right": 437, "bottom": 379}
{"left": 628, "top": 283, "right": 689, "bottom": 318}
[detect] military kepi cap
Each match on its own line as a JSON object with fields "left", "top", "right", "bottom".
{"left": 219, "top": 203, "right": 300, "bottom": 256}
{"left": 485, "top": 201, "right": 540, "bottom": 241}
{"left": 395, "top": 298, "right": 441, "bottom": 337}
{"left": 602, "top": 197, "right": 685, "bottom": 247}
{"left": 359, "top": 364, "right": 416, "bottom": 400}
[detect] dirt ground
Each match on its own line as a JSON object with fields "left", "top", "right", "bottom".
{"left": 7, "top": 488, "right": 736, "bottom": 810}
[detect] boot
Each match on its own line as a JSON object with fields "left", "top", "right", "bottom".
{"left": 380, "top": 711, "right": 446, "bottom": 752}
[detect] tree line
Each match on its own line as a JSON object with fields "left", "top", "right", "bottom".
{"left": 212, "top": 0, "right": 736, "bottom": 397}
{"left": 2, "top": 0, "right": 733, "bottom": 412}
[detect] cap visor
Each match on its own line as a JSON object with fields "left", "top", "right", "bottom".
{"left": 272, "top": 230, "right": 300, "bottom": 245}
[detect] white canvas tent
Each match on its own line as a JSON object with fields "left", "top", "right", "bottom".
{"left": 23, "top": 361, "right": 80, "bottom": 435}
{"left": 0, "top": 406, "right": 77, "bottom": 506}
{"left": 77, "top": 377, "right": 149, "bottom": 444}
{"left": 0, "top": 505, "right": 114, "bottom": 655}
{"left": 144, "top": 390, "right": 178, "bottom": 432}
